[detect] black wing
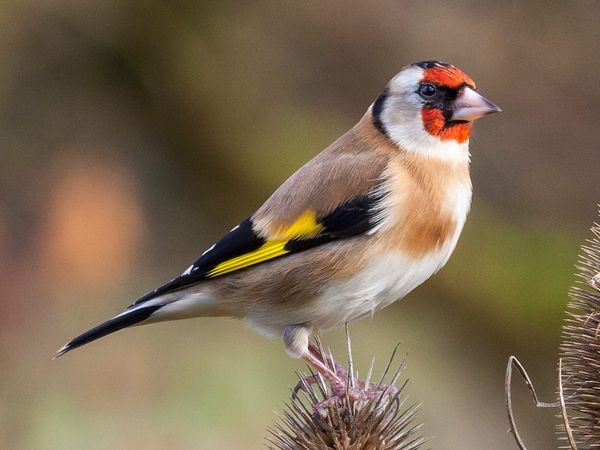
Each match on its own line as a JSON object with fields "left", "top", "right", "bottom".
{"left": 132, "top": 192, "right": 384, "bottom": 306}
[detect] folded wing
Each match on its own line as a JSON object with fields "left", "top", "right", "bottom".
{"left": 132, "top": 191, "right": 384, "bottom": 306}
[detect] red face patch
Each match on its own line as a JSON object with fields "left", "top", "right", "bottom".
{"left": 421, "top": 108, "right": 473, "bottom": 143}
{"left": 422, "top": 65, "right": 475, "bottom": 90}
{"left": 420, "top": 64, "right": 476, "bottom": 143}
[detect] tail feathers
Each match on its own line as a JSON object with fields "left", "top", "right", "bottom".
{"left": 54, "top": 304, "right": 163, "bottom": 358}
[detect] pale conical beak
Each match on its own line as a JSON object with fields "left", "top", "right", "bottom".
{"left": 451, "top": 86, "right": 501, "bottom": 122}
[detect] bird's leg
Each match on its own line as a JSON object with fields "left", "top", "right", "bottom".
{"left": 284, "top": 325, "right": 346, "bottom": 397}
{"left": 307, "top": 341, "right": 348, "bottom": 379}
{"left": 292, "top": 342, "right": 348, "bottom": 399}
{"left": 294, "top": 340, "right": 398, "bottom": 409}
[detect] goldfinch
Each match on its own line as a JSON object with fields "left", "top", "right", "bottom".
{"left": 56, "top": 61, "right": 499, "bottom": 392}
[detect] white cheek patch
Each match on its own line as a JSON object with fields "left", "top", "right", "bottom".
{"left": 380, "top": 65, "right": 471, "bottom": 163}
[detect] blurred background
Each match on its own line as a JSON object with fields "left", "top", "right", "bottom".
{"left": 1, "top": 1, "right": 599, "bottom": 448}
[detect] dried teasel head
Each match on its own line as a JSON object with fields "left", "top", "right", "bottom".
{"left": 559, "top": 218, "right": 600, "bottom": 447}
{"left": 267, "top": 336, "right": 425, "bottom": 450}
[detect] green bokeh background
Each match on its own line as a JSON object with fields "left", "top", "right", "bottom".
{"left": 1, "top": 1, "right": 599, "bottom": 449}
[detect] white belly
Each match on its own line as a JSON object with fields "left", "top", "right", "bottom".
{"left": 308, "top": 244, "right": 455, "bottom": 330}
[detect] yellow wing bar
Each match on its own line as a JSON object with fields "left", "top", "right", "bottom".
{"left": 270, "top": 210, "right": 323, "bottom": 240}
{"left": 207, "top": 211, "right": 323, "bottom": 278}
{"left": 208, "top": 240, "right": 289, "bottom": 277}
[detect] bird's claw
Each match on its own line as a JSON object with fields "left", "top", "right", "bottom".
{"left": 293, "top": 370, "right": 398, "bottom": 415}
{"left": 312, "top": 383, "right": 399, "bottom": 417}
{"left": 292, "top": 373, "right": 322, "bottom": 399}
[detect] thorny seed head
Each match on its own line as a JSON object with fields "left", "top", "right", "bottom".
{"left": 267, "top": 340, "right": 425, "bottom": 450}
{"left": 559, "top": 220, "right": 600, "bottom": 448}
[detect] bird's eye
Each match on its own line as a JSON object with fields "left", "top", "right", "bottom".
{"left": 419, "top": 84, "right": 437, "bottom": 98}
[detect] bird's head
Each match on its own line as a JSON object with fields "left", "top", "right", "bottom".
{"left": 372, "top": 61, "right": 500, "bottom": 160}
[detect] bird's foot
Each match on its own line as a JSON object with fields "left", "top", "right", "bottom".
{"left": 292, "top": 340, "right": 350, "bottom": 399}
{"left": 302, "top": 376, "right": 399, "bottom": 416}
{"left": 293, "top": 370, "right": 397, "bottom": 399}
{"left": 294, "top": 341, "right": 398, "bottom": 415}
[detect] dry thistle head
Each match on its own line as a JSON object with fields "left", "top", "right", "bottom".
{"left": 559, "top": 219, "right": 600, "bottom": 447}
{"left": 267, "top": 337, "right": 425, "bottom": 450}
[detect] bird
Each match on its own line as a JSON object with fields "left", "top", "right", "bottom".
{"left": 56, "top": 61, "right": 500, "bottom": 397}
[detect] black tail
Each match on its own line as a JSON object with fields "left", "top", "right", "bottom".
{"left": 54, "top": 304, "right": 163, "bottom": 358}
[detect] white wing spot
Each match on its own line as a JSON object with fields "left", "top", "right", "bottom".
{"left": 202, "top": 243, "right": 216, "bottom": 256}
{"left": 182, "top": 265, "right": 194, "bottom": 276}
